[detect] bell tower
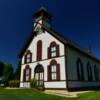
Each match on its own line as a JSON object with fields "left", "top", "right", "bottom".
{"left": 33, "top": 7, "right": 52, "bottom": 31}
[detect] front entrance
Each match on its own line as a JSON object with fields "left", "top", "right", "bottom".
{"left": 34, "top": 64, "right": 44, "bottom": 90}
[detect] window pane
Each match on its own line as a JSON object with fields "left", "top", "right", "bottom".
{"left": 26, "top": 76, "right": 29, "bottom": 81}
{"left": 35, "top": 73, "right": 39, "bottom": 80}
{"left": 51, "top": 65, "right": 56, "bottom": 72}
{"left": 51, "top": 47, "right": 56, "bottom": 52}
{"left": 51, "top": 52, "right": 56, "bottom": 57}
{"left": 26, "top": 69, "right": 29, "bottom": 75}
{"left": 27, "top": 58, "right": 30, "bottom": 63}
{"left": 27, "top": 54, "right": 30, "bottom": 58}
{"left": 26, "top": 54, "right": 31, "bottom": 63}
{"left": 51, "top": 47, "right": 54, "bottom": 52}
{"left": 51, "top": 73, "right": 56, "bottom": 80}
{"left": 40, "top": 73, "right": 43, "bottom": 80}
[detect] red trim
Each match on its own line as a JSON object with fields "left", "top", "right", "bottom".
{"left": 48, "top": 41, "right": 60, "bottom": 59}
{"left": 57, "top": 64, "right": 60, "bottom": 80}
{"left": 50, "top": 41, "right": 56, "bottom": 47}
{"left": 48, "top": 59, "right": 60, "bottom": 81}
{"left": 48, "top": 65, "right": 51, "bottom": 81}
{"left": 47, "top": 47, "right": 51, "bottom": 59}
{"left": 23, "top": 69, "right": 26, "bottom": 82}
{"left": 24, "top": 50, "right": 32, "bottom": 64}
{"left": 56, "top": 45, "right": 59, "bottom": 57}
{"left": 29, "top": 68, "right": 31, "bottom": 80}
{"left": 50, "top": 59, "right": 57, "bottom": 65}
{"left": 30, "top": 53, "right": 32, "bottom": 62}
{"left": 37, "top": 40, "right": 42, "bottom": 61}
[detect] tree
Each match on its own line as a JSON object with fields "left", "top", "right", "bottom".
{"left": 3, "top": 64, "right": 14, "bottom": 86}
{"left": 0, "top": 61, "right": 5, "bottom": 77}
{"left": 14, "top": 60, "right": 21, "bottom": 80}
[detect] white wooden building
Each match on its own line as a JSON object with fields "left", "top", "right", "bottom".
{"left": 19, "top": 7, "right": 100, "bottom": 91}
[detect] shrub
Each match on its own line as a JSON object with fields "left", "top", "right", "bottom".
{"left": 30, "top": 79, "right": 37, "bottom": 88}
{"left": 4, "top": 82, "right": 9, "bottom": 87}
{"left": 9, "top": 80, "right": 20, "bottom": 88}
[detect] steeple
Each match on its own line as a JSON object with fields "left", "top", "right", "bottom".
{"left": 33, "top": 7, "right": 52, "bottom": 30}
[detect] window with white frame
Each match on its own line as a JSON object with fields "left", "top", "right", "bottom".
{"left": 51, "top": 46, "right": 56, "bottom": 57}
{"left": 51, "top": 65, "right": 57, "bottom": 80}
{"left": 24, "top": 50, "right": 32, "bottom": 63}
{"left": 27, "top": 54, "right": 31, "bottom": 63}
{"left": 26, "top": 69, "right": 29, "bottom": 81}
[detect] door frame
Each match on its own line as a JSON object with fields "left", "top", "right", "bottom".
{"left": 34, "top": 64, "right": 44, "bottom": 90}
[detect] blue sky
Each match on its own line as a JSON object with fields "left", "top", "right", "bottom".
{"left": 0, "top": 0, "right": 99, "bottom": 68}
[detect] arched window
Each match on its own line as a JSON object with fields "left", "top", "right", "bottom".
{"left": 94, "top": 65, "right": 99, "bottom": 81}
{"left": 48, "top": 59, "right": 60, "bottom": 81}
{"left": 23, "top": 65, "right": 31, "bottom": 82}
{"left": 87, "top": 63, "right": 93, "bottom": 81}
{"left": 24, "top": 50, "right": 32, "bottom": 63}
{"left": 37, "top": 40, "right": 42, "bottom": 61}
{"left": 48, "top": 41, "right": 59, "bottom": 58}
{"left": 76, "top": 58, "right": 84, "bottom": 81}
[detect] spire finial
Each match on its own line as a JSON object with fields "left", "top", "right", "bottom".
{"left": 39, "top": 6, "right": 48, "bottom": 12}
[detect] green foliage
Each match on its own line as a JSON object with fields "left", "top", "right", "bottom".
{"left": 3, "top": 64, "right": 14, "bottom": 86}
{"left": 9, "top": 80, "right": 20, "bottom": 87}
{"left": 30, "top": 79, "right": 37, "bottom": 88}
{"left": 0, "top": 61, "right": 4, "bottom": 77}
{"left": 14, "top": 60, "right": 21, "bottom": 80}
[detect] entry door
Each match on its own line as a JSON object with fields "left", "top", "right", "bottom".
{"left": 35, "top": 72, "right": 44, "bottom": 88}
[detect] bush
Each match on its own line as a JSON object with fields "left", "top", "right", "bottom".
{"left": 9, "top": 80, "right": 20, "bottom": 88}
{"left": 4, "top": 81, "right": 9, "bottom": 87}
{"left": 30, "top": 79, "right": 37, "bottom": 88}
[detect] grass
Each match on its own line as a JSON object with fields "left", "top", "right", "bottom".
{"left": 0, "top": 88, "right": 100, "bottom": 100}
{"left": 77, "top": 90, "right": 100, "bottom": 100}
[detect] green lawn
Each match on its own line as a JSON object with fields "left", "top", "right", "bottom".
{"left": 0, "top": 88, "right": 100, "bottom": 100}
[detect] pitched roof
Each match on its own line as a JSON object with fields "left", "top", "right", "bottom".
{"left": 18, "top": 26, "right": 100, "bottom": 63}
{"left": 33, "top": 6, "right": 52, "bottom": 18}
